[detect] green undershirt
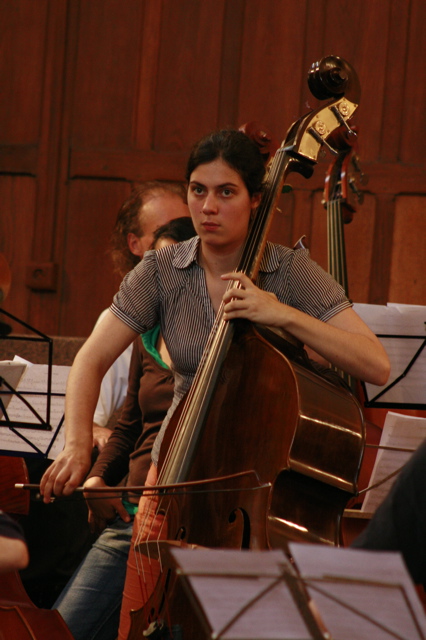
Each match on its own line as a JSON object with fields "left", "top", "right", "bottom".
{"left": 122, "top": 325, "right": 170, "bottom": 516}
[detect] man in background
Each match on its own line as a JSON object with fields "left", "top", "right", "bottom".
{"left": 92, "top": 181, "right": 189, "bottom": 449}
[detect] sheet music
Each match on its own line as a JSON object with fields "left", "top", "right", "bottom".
{"left": 172, "top": 549, "right": 315, "bottom": 639}
{"left": 171, "top": 546, "right": 426, "bottom": 640}
{"left": 0, "top": 356, "right": 69, "bottom": 459}
{"left": 290, "top": 543, "right": 426, "bottom": 640}
{"left": 0, "top": 360, "right": 27, "bottom": 415}
{"left": 361, "top": 411, "right": 426, "bottom": 514}
{"left": 353, "top": 302, "right": 426, "bottom": 405}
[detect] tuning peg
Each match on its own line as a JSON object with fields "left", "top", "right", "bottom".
{"left": 349, "top": 177, "right": 364, "bottom": 204}
{"left": 330, "top": 104, "right": 358, "bottom": 137}
{"left": 308, "top": 126, "right": 339, "bottom": 155}
{"left": 351, "top": 154, "right": 369, "bottom": 186}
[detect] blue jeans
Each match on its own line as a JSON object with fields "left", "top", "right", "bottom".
{"left": 53, "top": 516, "right": 133, "bottom": 640}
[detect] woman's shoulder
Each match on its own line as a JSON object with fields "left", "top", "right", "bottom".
{"left": 260, "top": 241, "right": 303, "bottom": 272}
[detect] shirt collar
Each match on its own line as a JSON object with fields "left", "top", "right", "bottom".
{"left": 172, "top": 236, "right": 281, "bottom": 273}
{"left": 172, "top": 236, "right": 200, "bottom": 269}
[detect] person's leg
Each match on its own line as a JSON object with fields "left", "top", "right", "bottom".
{"left": 54, "top": 516, "right": 133, "bottom": 640}
{"left": 352, "top": 438, "right": 426, "bottom": 587}
{"left": 118, "top": 465, "right": 167, "bottom": 640}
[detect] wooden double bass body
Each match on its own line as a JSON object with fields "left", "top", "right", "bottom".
{"left": 158, "top": 322, "right": 365, "bottom": 551}
{"left": 130, "top": 56, "right": 366, "bottom": 637}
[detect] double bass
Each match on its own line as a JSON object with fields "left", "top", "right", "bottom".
{"left": 128, "top": 56, "right": 367, "bottom": 638}
{"left": 321, "top": 131, "right": 384, "bottom": 522}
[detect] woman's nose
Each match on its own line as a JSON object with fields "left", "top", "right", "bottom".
{"left": 202, "top": 192, "right": 218, "bottom": 214}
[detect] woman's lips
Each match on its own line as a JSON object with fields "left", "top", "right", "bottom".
{"left": 202, "top": 222, "right": 219, "bottom": 231}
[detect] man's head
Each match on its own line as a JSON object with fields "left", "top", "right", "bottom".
{"left": 110, "top": 181, "right": 189, "bottom": 276}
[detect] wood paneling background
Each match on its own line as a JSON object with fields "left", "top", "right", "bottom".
{"left": 1, "top": 0, "right": 425, "bottom": 338}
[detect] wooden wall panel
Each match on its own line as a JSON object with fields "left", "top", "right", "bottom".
{"left": 60, "top": 180, "right": 131, "bottom": 336}
{"left": 389, "top": 196, "right": 426, "bottom": 304}
{"left": 0, "top": 0, "right": 48, "bottom": 146}
{"left": 238, "top": 0, "right": 308, "bottom": 141}
{"left": 400, "top": 0, "right": 426, "bottom": 164}
{"left": 154, "top": 0, "right": 226, "bottom": 147}
{"left": 71, "top": 0, "right": 145, "bottom": 148}
{"left": 0, "top": 0, "right": 425, "bottom": 339}
{"left": 0, "top": 176, "right": 37, "bottom": 331}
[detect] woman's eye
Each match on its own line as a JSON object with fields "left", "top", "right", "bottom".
{"left": 192, "top": 186, "right": 204, "bottom": 195}
{"left": 222, "top": 188, "right": 233, "bottom": 197}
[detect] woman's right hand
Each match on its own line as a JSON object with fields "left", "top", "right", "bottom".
{"left": 40, "top": 445, "right": 92, "bottom": 503}
{"left": 83, "top": 476, "right": 131, "bottom": 534}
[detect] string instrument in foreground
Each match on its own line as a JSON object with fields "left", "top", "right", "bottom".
{"left": 129, "top": 56, "right": 367, "bottom": 638}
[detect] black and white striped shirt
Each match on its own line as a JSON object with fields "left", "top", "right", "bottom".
{"left": 110, "top": 236, "right": 351, "bottom": 464}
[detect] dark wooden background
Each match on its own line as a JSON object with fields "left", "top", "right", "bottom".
{"left": 1, "top": 0, "right": 425, "bottom": 338}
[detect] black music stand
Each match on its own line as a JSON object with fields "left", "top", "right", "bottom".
{"left": 168, "top": 547, "right": 328, "bottom": 640}
{"left": 361, "top": 333, "right": 426, "bottom": 410}
{"left": 0, "top": 308, "right": 65, "bottom": 458}
{"left": 169, "top": 545, "right": 426, "bottom": 640}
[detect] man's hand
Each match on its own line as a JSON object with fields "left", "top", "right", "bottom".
{"left": 84, "top": 476, "right": 131, "bottom": 534}
{"left": 40, "top": 446, "right": 92, "bottom": 503}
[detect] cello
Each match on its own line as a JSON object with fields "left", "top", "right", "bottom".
{"left": 128, "top": 56, "right": 367, "bottom": 638}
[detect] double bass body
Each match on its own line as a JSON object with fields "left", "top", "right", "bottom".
{"left": 159, "top": 321, "right": 365, "bottom": 553}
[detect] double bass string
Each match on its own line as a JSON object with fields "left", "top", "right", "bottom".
{"left": 327, "top": 198, "right": 348, "bottom": 295}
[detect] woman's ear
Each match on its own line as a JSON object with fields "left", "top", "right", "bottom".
{"left": 250, "top": 192, "right": 262, "bottom": 209}
{"left": 251, "top": 193, "right": 262, "bottom": 210}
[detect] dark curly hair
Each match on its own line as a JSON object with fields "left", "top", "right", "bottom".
{"left": 152, "top": 217, "right": 196, "bottom": 248}
{"left": 185, "top": 129, "right": 265, "bottom": 197}
{"left": 110, "top": 181, "right": 187, "bottom": 276}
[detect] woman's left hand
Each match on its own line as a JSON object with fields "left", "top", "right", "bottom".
{"left": 221, "top": 272, "right": 284, "bottom": 326}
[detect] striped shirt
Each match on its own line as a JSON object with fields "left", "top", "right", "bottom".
{"left": 110, "top": 235, "right": 351, "bottom": 465}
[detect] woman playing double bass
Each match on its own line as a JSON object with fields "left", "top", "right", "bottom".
{"left": 40, "top": 129, "right": 390, "bottom": 637}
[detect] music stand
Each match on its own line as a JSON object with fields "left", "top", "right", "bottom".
{"left": 352, "top": 302, "right": 426, "bottom": 410}
{"left": 0, "top": 308, "right": 66, "bottom": 458}
{"left": 290, "top": 542, "right": 426, "bottom": 640}
{"left": 169, "top": 545, "right": 426, "bottom": 640}
{"left": 361, "top": 333, "right": 426, "bottom": 410}
{"left": 169, "top": 547, "right": 328, "bottom": 640}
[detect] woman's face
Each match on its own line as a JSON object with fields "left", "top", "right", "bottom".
{"left": 188, "top": 159, "right": 260, "bottom": 254}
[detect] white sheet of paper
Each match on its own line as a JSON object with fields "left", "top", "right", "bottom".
{"left": 0, "top": 360, "right": 27, "bottom": 415}
{"left": 361, "top": 411, "right": 426, "bottom": 514}
{"left": 171, "top": 548, "right": 314, "bottom": 639}
{"left": 353, "top": 303, "right": 426, "bottom": 405}
{"left": 0, "top": 357, "right": 69, "bottom": 459}
{"left": 290, "top": 542, "right": 426, "bottom": 640}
